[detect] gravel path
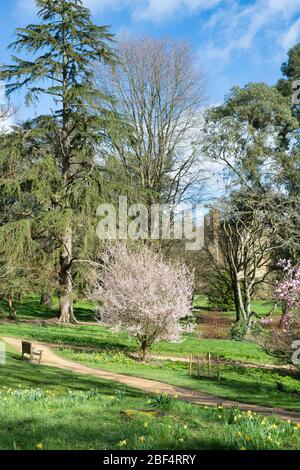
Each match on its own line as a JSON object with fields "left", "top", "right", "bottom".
{"left": 3, "top": 336, "right": 300, "bottom": 423}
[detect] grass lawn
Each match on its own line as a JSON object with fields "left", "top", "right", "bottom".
{"left": 56, "top": 347, "right": 300, "bottom": 411}
{"left": 1, "top": 347, "right": 300, "bottom": 450}
{"left": 0, "top": 321, "right": 275, "bottom": 364}
{"left": 0, "top": 295, "right": 95, "bottom": 322}
{"left": 2, "top": 321, "right": 296, "bottom": 410}
{"left": 1, "top": 294, "right": 282, "bottom": 322}
{"left": 0, "top": 295, "right": 276, "bottom": 365}
{"left": 194, "top": 295, "right": 282, "bottom": 318}
{"left": 1, "top": 294, "right": 298, "bottom": 419}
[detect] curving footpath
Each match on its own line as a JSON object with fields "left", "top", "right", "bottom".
{"left": 3, "top": 336, "right": 300, "bottom": 423}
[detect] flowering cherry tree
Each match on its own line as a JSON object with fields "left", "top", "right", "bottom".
{"left": 262, "top": 260, "right": 300, "bottom": 366}
{"left": 90, "top": 244, "right": 195, "bottom": 360}
{"left": 275, "top": 260, "right": 300, "bottom": 318}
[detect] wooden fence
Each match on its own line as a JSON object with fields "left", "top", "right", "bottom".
{"left": 188, "top": 353, "right": 222, "bottom": 381}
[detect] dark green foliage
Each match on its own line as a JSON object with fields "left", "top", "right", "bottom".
{"left": 207, "top": 272, "right": 235, "bottom": 312}
{"left": 230, "top": 320, "right": 265, "bottom": 342}
{"left": 230, "top": 320, "right": 249, "bottom": 341}
{"left": 0, "top": 0, "right": 118, "bottom": 320}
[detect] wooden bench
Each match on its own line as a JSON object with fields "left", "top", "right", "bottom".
{"left": 21, "top": 341, "right": 43, "bottom": 363}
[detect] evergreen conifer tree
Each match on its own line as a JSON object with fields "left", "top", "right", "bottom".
{"left": 0, "top": 0, "right": 117, "bottom": 322}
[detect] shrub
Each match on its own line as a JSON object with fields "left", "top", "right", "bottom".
{"left": 207, "top": 272, "right": 235, "bottom": 311}
{"left": 264, "top": 314, "right": 300, "bottom": 367}
{"left": 230, "top": 321, "right": 248, "bottom": 341}
{"left": 230, "top": 320, "right": 265, "bottom": 342}
{"left": 90, "top": 243, "right": 194, "bottom": 360}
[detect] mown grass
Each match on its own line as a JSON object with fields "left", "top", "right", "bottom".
{"left": 0, "top": 322, "right": 274, "bottom": 364}
{"left": 194, "top": 295, "right": 281, "bottom": 318}
{"left": 1, "top": 294, "right": 281, "bottom": 322}
{"left": 0, "top": 295, "right": 95, "bottom": 322}
{"left": 2, "top": 326, "right": 295, "bottom": 410}
{"left": 55, "top": 347, "right": 300, "bottom": 411}
{"left": 0, "top": 348, "right": 299, "bottom": 450}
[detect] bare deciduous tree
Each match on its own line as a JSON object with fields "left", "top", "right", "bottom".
{"left": 204, "top": 194, "right": 285, "bottom": 323}
{"left": 98, "top": 35, "right": 207, "bottom": 206}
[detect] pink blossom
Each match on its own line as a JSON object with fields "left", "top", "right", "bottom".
{"left": 259, "top": 318, "right": 273, "bottom": 327}
{"left": 274, "top": 260, "right": 300, "bottom": 312}
{"left": 90, "top": 243, "right": 195, "bottom": 358}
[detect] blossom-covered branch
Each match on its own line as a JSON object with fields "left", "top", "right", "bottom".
{"left": 90, "top": 243, "right": 195, "bottom": 360}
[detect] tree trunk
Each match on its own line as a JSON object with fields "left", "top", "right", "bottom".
{"left": 40, "top": 292, "right": 52, "bottom": 307}
{"left": 279, "top": 302, "right": 289, "bottom": 328}
{"left": 232, "top": 284, "right": 241, "bottom": 322}
{"left": 244, "top": 284, "right": 252, "bottom": 322}
{"left": 7, "top": 296, "right": 16, "bottom": 320}
{"left": 140, "top": 341, "right": 149, "bottom": 361}
{"left": 233, "top": 276, "right": 247, "bottom": 322}
{"left": 58, "top": 225, "right": 76, "bottom": 323}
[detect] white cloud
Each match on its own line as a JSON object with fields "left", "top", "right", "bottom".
{"left": 13, "top": 0, "right": 300, "bottom": 55}
{"left": 132, "top": 0, "right": 221, "bottom": 22}
{"left": 83, "top": 0, "right": 221, "bottom": 21}
{"left": 15, "top": 0, "right": 221, "bottom": 22}
{"left": 201, "top": 0, "right": 300, "bottom": 67}
{"left": 84, "top": 0, "right": 135, "bottom": 13}
{"left": 281, "top": 17, "right": 300, "bottom": 50}
{"left": 0, "top": 83, "right": 14, "bottom": 133}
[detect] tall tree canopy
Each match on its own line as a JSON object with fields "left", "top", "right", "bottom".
{"left": 201, "top": 79, "right": 300, "bottom": 321}
{"left": 0, "top": 0, "right": 117, "bottom": 322}
{"left": 97, "top": 36, "right": 206, "bottom": 208}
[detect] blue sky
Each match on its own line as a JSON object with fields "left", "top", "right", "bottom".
{"left": 1, "top": 0, "right": 300, "bottom": 120}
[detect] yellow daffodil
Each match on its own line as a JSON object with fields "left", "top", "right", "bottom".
{"left": 118, "top": 440, "right": 127, "bottom": 448}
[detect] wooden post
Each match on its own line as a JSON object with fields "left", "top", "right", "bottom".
{"left": 216, "top": 354, "right": 221, "bottom": 382}
{"left": 208, "top": 352, "right": 212, "bottom": 380}
{"left": 189, "top": 354, "right": 193, "bottom": 376}
{"left": 197, "top": 356, "right": 200, "bottom": 377}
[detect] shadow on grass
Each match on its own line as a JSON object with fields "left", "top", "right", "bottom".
{"left": 192, "top": 367, "right": 300, "bottom": 409}
{"left": 0, "top": 416, "right": 237, "bottom": 450}
{"left": 0, "top": 322, "right": 136, "bottom": 355}
{"left": 0, "top": 351, "right": 142, "bottom": 398}
{"left": 0, "top": 295, "right": 95, "bottom": 322}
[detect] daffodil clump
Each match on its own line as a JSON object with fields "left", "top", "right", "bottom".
{"left": 0, "top": 386, "right": 55, "bottom": 402}
{"left": 115, "top": 393, "right": 191, "bottom": 449}
{"left": 212, "top": 405, "right": 299, "bottom": 450}
{"left": 148, "top": 392, "right": 173, "bottom": 410}
{"left": 0, "top": 385, "right": 299, "bottom": 450}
